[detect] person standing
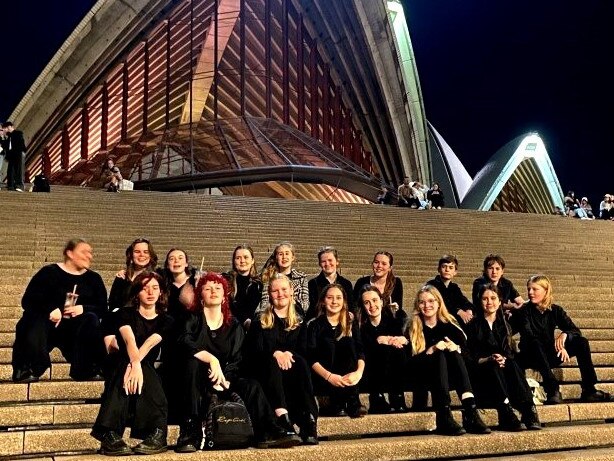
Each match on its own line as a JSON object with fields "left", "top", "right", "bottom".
{"left": 1, "top": 121, "right": 26, "bottom": 192}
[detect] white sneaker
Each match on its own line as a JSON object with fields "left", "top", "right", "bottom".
{"left": 15, "top": 188, "right": 23, "bottom": 192}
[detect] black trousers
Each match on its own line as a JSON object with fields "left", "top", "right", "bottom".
{"left": 6, "top": 152, "right": 24, "bottom": 190}
{"left": 182, "top": 357, "right": 276, "bottom": 440}
{"left": 411, "top": 350, "right": 473, "bottom": 409}
{"left": 363, "top": 344, "right": 407, "bottom": 394}
{"left": 92, "top": 361, "right": 167, "bottom": 440}
{"left": 470, "top": 357, "right": 533, "bottom": 408}
{"left": 519, "top": 335, "right": 597, "bottom": 394}
{"left": 12, "top": 310, "right": 103, "bottom": 381}
{"left": 258, "top": 355, "right": 318, "bottom": 419}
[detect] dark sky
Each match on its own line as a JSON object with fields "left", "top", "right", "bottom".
{"left": 1, "top": 1, "right": 612, "bottom": 207}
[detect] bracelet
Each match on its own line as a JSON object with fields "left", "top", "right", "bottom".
{"left": 326, "top": 372, "right": 332, "bottom": 382}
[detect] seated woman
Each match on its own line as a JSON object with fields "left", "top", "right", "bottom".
{"left": 467, "top": 283, "right": 540, "bottom": 431}
{"left": 359, "top": 284, "right": 409, "bottom": 414}
{"left": 306, "top": 283, "right": 367, "bottom": 418}
{"left": 176, "top": 272, "right": 301, "bottom": 452}
{"left": 12, "top": 238, "right": 107, "bottom": 383}
{"left": 408, "top": 285, "right": 490, "bottom": 436}
{"left": 353, "top": 251, "right": 404, "bottom": 317}
{"left": 427, "top": 182, "right": 445, "bottom": 209}
{"left": 516, "top": 275, "right": 613, "bottom": 404}
{"left": 307, "top": 246, "right": 354, "bottom": 320}
{"left": 104, "top": 238, "right": 158, "bottom": 354}
{"left": 91, "top": 271, "right": 173, "bottom": 456}
{"left": 260, "top": 242, "right": 309, "bottom": 315}
{"left": 224, "top": 245, "right": 263, "bottom": 330}
{"left": 245, "top": 274, "right": 318, "bottom": 445}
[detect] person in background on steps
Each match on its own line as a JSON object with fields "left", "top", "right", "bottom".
{"left": 0, "top": 121, "right": 26, "bottom": 192}
{"left": 466, "top": 283, "right": 541, "bottom": 431}
{"left": 244, "top": 274, "right": 319, "bottom": 445}
{"left": 353, "top": 251, "right": 404, "bottom": 318}
{"left": 176, "top": 272, "right": 301, "bottom": 452}
{"left": 260, "top": 242, "right": 309, "bottom": 316}
{"left": 306, "top": 283, "right": 367, "bottom": 418}
{"left": 91, "top": 271, "right": 172, "bottom": 456}
{"left": 12, "top": 238, "right": 107, "bottom": 383}
{"left": 359, "top": 284, "right": 410, "bottom": 414}
{"left": 223, "top": 245, "right": 263, "bottom": 330}
{"left": 515, "top": 275, "right": 614, "bottom": 405}
{"left": 472, "top": 254, "right": 524, "bottom": 311}
{"left": 407, "top": 285, "right": 490, "bottom": 436}
{"left": 101, "top": 157, "right": 122, "bottom": 192}
{"left": 307, "top": 246, "right": 354, "bottom": 320}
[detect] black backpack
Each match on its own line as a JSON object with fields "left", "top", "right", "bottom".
{"left": 33, "top": 173, "right": 51, "bottom": 192}
{"left": 201, "top": 391, "right": 253, "bottom": 450}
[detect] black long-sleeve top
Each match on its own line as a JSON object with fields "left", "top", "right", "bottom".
{"left": 472, "top": 275, "right": 520, "bottom": 308}
{"left": 305, "top": 315, "right": 365, "bottom": 372}
{"left": 466, "top": 313, "right": 515, "bottom": 363}
{"left": 247, "top": 312, "right": 307, "bottom": 358}
{"left": 360, "top": 313, "right": 410, "bottom": 356}
{"left": 419, "top": 320, "right": 467, "bottom": 356}
{"left": 179, "top": 313, "right": 245, "bottom": 383}
{"left": 226, "top": 273, "right": 263, "bottom": 324}
{"left": 21, "top": 264, "right": 107, "bottom": 317}
{"left": 516, "top": 302, "right": 581, "bottom": 352}
{"left": 116, "top": 308, "right": 173, "bottom": 364}
{"left": 427, "top": 275, "right": 473, "bottom": 314}
{"left": 307, "top": 272, "right": 354, "bottom": 319}
{"left": 353, "top": 275, "right": 403, "bottom": 313}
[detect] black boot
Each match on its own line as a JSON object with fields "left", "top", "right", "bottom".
{"left": 100, "top": 431, "right": 132, "bottom": 456}
{"left": 133, "top": 428, "right": 167, "bottom": 455}
{"left": 299, "top": 413, "right": 318, "bottom": 445}
{"left": 389, "top": 393, "right": 410, "bottom": 413}
{"left": 368, "top": 393, "right": 391, "bottom": 414}
{"left": 257, "top": 422, "right": 302, "bottom": 448}
{"left": 276, "top": 413, "right": 297, "bottom": 435}
{"left": 175, "top": 418, "right": 200, "bottom": 453}
{"left": 435, "top": 407, "right": 465, "bottom": 436}
{"left": 462, "top": 399, "right": 491, "bottom": 434}
{"left": 346, "top": 395, "right": 367, "bottom": 418}
{"left": 545, "top": 388, "right": 562, "bottom": 405}
{"left": 520, "top": 403, "right": 541, "bottom": 430}
{"left": 497, "top": 403, "right": 523, "bottom": 432}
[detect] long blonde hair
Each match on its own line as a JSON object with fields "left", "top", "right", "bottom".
{"left": 260, "top": 274, "right": 301, "bottom": 331}
{"left": 409, "top": 285, "right": 464, "bottom": 355}
{"left": 317, "top": 283, "right": 352, "bottom": 340}
{"left": 527, "top": 274, "right": 553, "bottom": 311}
{"left": 261, "top": 242, "right": 296, "bottom": 285}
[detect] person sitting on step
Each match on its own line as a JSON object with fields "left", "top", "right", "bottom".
{"left": 472, "top": 254, "right": 524, "bottom": 311}
{"left": 91, "top": 271, "right": 172, "bottom": 456}
{"left": 306, "top": 283, "right": 367, "bottom": 418}
{"left": 244, "top": 274, "right": 319, "bottom": 445}
{"left": 359, "top": 284, "right": 410, "bottom": 414}
{"left": 223, "top": 244, "right": 263, "bottom": 330}
{"left": 515, "top": 275, "right": 613, "bottom": 405}
{"left": 407, "top": 285, "right": 490, "bottom": 436}
{"left": 12, "top": 238, "right": 107, "bottom": 383}
{"left": 353, "top": 251, "right": 404, "bottom": 318}
{"left": 466, "top": 283, "right": 541, "bottom": 431}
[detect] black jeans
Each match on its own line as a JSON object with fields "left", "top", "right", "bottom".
{"left": 470, "top": 357, "right": 533, "bottom": 408}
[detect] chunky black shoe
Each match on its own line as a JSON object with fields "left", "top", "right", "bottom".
{"left": 545, "top": 389, "right": 563, "bottom": 405}
{"left": 389, "top": 393, "right": 410, "bottom": 413}
{"left": 368, "top": 393, "right": 391, "bottom": 414}
{"left": 276, "top": 413, "right": 297, "bottom": 435}
{"left": 435, "top": 407, "right": 465, "bottom": 436}
{"left": 347, "top": 396, "right": 367, "bottom": 418}
{"left": 100, "top": 431, "right": 132, "bottom": 456}
{"left": 462, "top": 406, "right": 491, "bottom": 434}
{"left": 580, "top": 389, "right": 614, "bottom": 403}
{"left": 299, "top": 413, "right": 318, "bottom": 445}
{"left": 520, "top": 404, "right": 541, "bottom": 431}
{"left": 257, "top": 424, "right": 302, "bottom": 449}
{"left": 133, "top": 428, "right": 167, "bottom": 455}
{"left": 497, "top": 403, "right": 523, "bottom": 432}
{"left": 13, "top": 370, "right": 39, "bottom": 384}
{"left": 175, "top": 419, "right": 200, "bottom": 453}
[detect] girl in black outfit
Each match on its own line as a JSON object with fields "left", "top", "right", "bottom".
{"left": 467, "top": 283, "right": 540, "bottom": 431}
{"left": 353, "top": 251, "right": 404, "bottom": 316}
{"left": 306, "top": 283, "right": 367, "bottom": 418}
{"left": 408, "top": 285, "right": 490, "bottom": 436}
{"left": 517, "top": 275, "right": 613, "bottom": 404}
{"left": 224, "top": 245, "right": 263, "bottom": 329}
{"left": 175, "top": 272, "right": 301, "bottom": 452}
{"left": 91, "top": 272, "right": 173, "bottom": 456}
{"left": 245, "top": 274, "right": 318, "bottom": 444}
{"left": 359, "top": 284, "right": 410, "bottom": 414}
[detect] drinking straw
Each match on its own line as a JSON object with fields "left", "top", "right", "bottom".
{"left": 200, "top": 256, "right": 205, "bottom": 272}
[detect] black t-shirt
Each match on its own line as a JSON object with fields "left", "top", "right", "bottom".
{"left": 117, "top": 308, "right": 174, "bottom": 364}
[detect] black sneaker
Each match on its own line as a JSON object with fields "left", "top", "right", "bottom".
{"left": 435, "top": 407, "right": 465, "bottom": 436}
{"left": 133, "top": 428, "right": 167, "bottom": 455}
{"left": 100, "top": 431, "right": 132, "bottom": 456}
{"left": 497, "top": 404, "right": 523, "bottom": 432}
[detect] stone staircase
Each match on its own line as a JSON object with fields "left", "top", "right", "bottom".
{"left": 1, "top": 186, "right": 614, "bottom": 460}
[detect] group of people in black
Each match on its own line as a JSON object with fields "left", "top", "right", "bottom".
{"left": 10, "top": 238, "right": 613, "bottom": 456}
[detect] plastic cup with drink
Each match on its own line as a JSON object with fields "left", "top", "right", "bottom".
{"left": 63, "top": 285, "right": 79, "bottom": 319}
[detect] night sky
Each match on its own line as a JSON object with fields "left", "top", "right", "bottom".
{"left": 1, "top": 1, "right": 612, "bottom": 208}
